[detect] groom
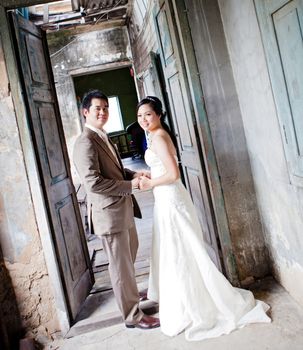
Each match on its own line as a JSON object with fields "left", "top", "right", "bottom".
{"left": 73, "top": 89, "right": 159, "bottom": 329}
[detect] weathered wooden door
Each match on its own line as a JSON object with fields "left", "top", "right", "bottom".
{"left": 255, "top": 0, "right": 303, "bottom": 186}
{"left": 154, "top": 1, "right": 222, "bottom": 269}
{"left": 11, "top": 13, "right": 94, "bottom": 323}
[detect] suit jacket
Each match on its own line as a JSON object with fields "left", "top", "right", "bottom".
{"left": 73, "top": 127, "right": 141, "bottom": 235}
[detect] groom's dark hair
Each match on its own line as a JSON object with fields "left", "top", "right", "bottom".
{"left": 82, "top": 89, "right": 108, "bottom": 112}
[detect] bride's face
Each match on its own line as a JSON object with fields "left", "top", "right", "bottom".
{"left": 137, "top": 104, "right": 161, "bottom": 132}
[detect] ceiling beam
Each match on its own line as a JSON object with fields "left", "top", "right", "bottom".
{"left": 84, "top": 5, "right": 126, "bottom": 16}
{"left": 0, "top": 0, "right": 59, "bottom": 9}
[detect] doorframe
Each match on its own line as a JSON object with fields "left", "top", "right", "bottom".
{"left": 167, "top": 0, "right": 239, "bottom": 284}
{"left": 141, "top": 50, "right": 187, "bottom": 200}
{"left": 59, "top": 61, "right": 134, "bottom": 175}
{"left": 0, "top": 2, "right": 72, "bottom": 335}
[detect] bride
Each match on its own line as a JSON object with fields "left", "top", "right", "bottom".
{"left": 137, "top": 96, "right": 271, "bottom": 341}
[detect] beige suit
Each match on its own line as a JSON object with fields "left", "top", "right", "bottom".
{"left": 73, "top": 127, "right": 143, "bottom": 324}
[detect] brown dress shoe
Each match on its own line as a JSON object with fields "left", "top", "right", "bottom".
{"left": 126, "top": 315, "right": 160, "bottom": 329}
{"left": 139, "top": 289, "right": 148, "bottom": 302}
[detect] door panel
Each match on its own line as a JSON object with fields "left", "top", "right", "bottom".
{"left": 39, "top": 106, "right": 66, "bottom": 178}
{"left": 255, "top": 0, "right": 303, "bottom": 185}
{"left": 11, "top": 13, "right": 94, "bottom": 322}
{"left": 155, "top": 2, "right": 222, "bottom": 269}
{"left": 273, "top": 2, "right": 303, "bottom": 159}
{"left": 168, "top": 74, "right": 193, "bottom": 147}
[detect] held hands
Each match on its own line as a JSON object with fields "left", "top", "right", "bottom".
{"left": 138, "top": 175, "right": 152, "bottom": 190}
{"left": 132, "top": 171, "right": 152, "bottom": 190}
{"left": 132, "top": 170, "right": 152, "bottom": 190}
{"left": 131, "top": 177, "right": 140, "bottom": 190}
{"left": 131, "top": 174, "right": 152, "bottom": 190}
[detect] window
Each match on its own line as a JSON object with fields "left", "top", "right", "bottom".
{"left": 104, "top": 96, "right": 124, "bottom": 133}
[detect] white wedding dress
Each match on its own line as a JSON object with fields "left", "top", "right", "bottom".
{"left": 145, "top": 148, "right": 271, "bottom": 341}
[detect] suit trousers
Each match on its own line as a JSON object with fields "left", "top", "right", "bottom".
{"left": 101, "top": 222, "right": 144, "bottom": 325}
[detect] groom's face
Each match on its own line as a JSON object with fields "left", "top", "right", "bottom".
{"left": 84, "top": 98, "right": 109, "bottom": 130}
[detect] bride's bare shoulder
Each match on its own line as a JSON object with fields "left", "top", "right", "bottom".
{"left": 154, "top": 129, "right": 170, "bottom": 140}
{"left": 153, "top": 131, "right": 170, "bottom": 147}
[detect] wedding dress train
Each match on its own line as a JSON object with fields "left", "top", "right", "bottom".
{"left": 145, "top": 148, "right": 270, "bottom": 341}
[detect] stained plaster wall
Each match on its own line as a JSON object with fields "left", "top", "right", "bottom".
{"left": 184, "top": 0, "right": 269, "bottom": 281}
{"left": 0, "top": 35, "right": 59, "bottom": 344}
{"left": 47, "top": 25, "right": 133, "bottom": 183}
{"left": 218, "top": 0, "right": 303, "bottom": 305}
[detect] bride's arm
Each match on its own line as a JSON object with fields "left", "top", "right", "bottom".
{"left": 140, "top": 133, "right": 179, "bottom": 190}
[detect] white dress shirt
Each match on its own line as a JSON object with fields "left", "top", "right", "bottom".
{"left": 85, "top": 123, "right": 119, "bottom": 163}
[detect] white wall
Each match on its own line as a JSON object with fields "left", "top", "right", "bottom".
{"left": 218, "top": 0, "right": 303, "bottom": 305}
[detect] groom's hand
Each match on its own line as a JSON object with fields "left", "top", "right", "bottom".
{"left": 139, "top": 176, "right": 152, "bottom": 191}
{"left": 131, "top": 177, "right": 140, "bottom": 190}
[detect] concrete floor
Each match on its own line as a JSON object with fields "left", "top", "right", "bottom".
{"left": 46, "top": 157, "right": 303, "bottom": 349}
{"left": 47, "top": 277, "right": 303, "bottom": 350}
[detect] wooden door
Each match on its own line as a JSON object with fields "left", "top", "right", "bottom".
{"left": 255, "top": 0, "right": 303, "bottom": 186}
{"left": 154, "top": 1, "right": 222, "bottom": 269}
{"left": 11, "top": 13, "right": 94, "bottom": 322}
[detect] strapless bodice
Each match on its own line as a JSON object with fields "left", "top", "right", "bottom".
{"left": 144, "top": 148, "right": 186, "bottom": 204}
{"left": 144, "top": 148, "right": 178, "bottom": 179}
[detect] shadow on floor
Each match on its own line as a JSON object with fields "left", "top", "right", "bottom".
{"left": 0, "top": 245, "right": 23, "bottom": 349}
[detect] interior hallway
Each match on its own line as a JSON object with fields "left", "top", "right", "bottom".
{"left": 43, "top": 156, "right": 303, "bottom": 349}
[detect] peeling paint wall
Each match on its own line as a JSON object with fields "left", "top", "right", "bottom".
{"left": 218, "top": 0, "right": 303, "bottom": 305}
{"left": 47, "top": 25, "right": 133, "bottom": 183}
{"left": 0, "top": 34, "right": 59, "bottom": 346}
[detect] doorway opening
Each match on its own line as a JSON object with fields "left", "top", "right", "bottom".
{"left": 67, "top": 68, "right": 154, "bottom": 336}
{"left": 7, "top": 6, "right": 153, "bottom": 335}
{"left": 4, "top": 0, "right": 228, "bottom": 338}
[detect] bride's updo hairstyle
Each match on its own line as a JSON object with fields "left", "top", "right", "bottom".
{"left": 136, "top": 95, "right": 163, "bottom": 116}
{"left": 137, "top": 96, "right": 177, "bottom": 147}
